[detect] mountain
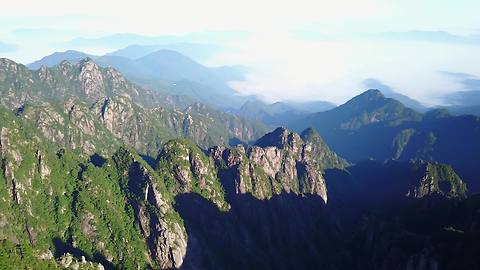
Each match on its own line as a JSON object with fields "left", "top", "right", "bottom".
{"left": 0, "top": 58, "right": 268, "bottom": 155}
{"left": 234, "top": 99, "right": 335, "bottom": 127}
{"left": 363, "top": 78, "right": 428, "bottom": 112}
{"left": 234, "top": 100, "right": 307, "bottom": 126}
{"left": 293, "top": 89, "right": 480, "bottom": 192}
{"left": 98, "top": 50, "right": 249, "bottom": 108}
{"left": 28, "top": 50, "right": 249, "bottom": 109}
{"left": 2, "top": 57, "right": 175, "bottom": 109}
{"left": 106, "top": 43, "right": 224, "bottom": 62}
{"left": 440, "top": 90, "right": 480, "bottom": 116}
{"left": 294, "top": 89, "right": 422, "bottom": 133}
{"left": 448, "top": 105, "right": 480, "bottom": 116}
{"left": 285, "top": 100, "right": 336, "bottom": 112}
{"left": 27, "top": 50, "right": 94, "bottom": 70}
{"left": 444, "top": 90, "right": 480, "bottom": 107}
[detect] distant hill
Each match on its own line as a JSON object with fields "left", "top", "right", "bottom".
{"left": 27, "top": 50, "right": 94, "bottom": 69}
{"left": 234, "top": 99, "right": 334, "bottom": 127}
{"left": 284, "top": 100, "right": 336, "bottom": 113}
{"left": 106, "top": 43, "right": 224, "bottom": 62}
{"left": 294, "top": 89, "right": 422, "bottom": 133}
{"left": 292, "top": 89, "right": 480, "bottom": 192}
{"left": 448, "top": 105, "right": 480, "bottom": 116}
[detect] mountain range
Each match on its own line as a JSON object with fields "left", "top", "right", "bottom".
{"left": 27, "top": 49, "right": 249, "bottom": 109}
{"left": 1, "top": 52, "right": 480, "bottom": 269}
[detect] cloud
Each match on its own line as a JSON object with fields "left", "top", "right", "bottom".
{"left": 441, "top": 72, "right": 480, "bottom": 106}
{"left": 294, "top": 30, "right": 480, "bottom": 45}
{"left": 443, "top": 71, "right": 480, "bottom": 91}
{"left": 222, "top": 34, "right": 475, "bottom": 105}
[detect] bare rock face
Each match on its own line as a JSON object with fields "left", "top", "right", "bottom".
{"left": 23, "top": 104, "right": 66, "bottom": 143}
{"left": 94, "top": 96, "right": 136, "bottom": 143}
{"left": 0, "top": 127, "right": 25, "bottom": 204}
{"left": 78, "top": 58, "right": 105, "bottom": 100}
{"left": 58, "top": 253, "right": 104, "bottom": 270}
{"left": 35, "top": 150, "right": 51, "bottom": 180}
{"left": 210, "top": 127, "right": 344, "bottom": 203}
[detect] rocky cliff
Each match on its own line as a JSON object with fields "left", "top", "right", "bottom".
{"left": 209, "top": 127, "right": 347, "bottom": 203}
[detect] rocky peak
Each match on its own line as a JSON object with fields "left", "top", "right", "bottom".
{"left": 358, "top": 89, "right": 384, "bottom": 100}
{"left": 209, "top": 128, "right": 347, "bottom": 203}
{"left": 300, "top": 127, "right": 320, "bottom": 142}
{"left": 37, "top": 65, "right": 53, "bottom": 82}
{"left": 58, "top": 60, "right": 73, "bottom": 70}
{"left": 76, "top": 58, "right": 105, "bottom": 99}
{"left": 255, "top": 127, "right": 301, "bottom": 149}
{"left": 0, "top": 58, "right": 20, "bottom": 72}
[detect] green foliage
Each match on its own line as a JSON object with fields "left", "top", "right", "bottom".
{"left": 426, "top": 162, "right": 467, "bottom": 198}
{"left": 157, "top": 139, "right": 229, "bottom": 210}
{"left": 0, "top": 240, "right": 58, "bottom": 269}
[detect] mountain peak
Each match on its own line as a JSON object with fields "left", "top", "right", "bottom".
{"left": 58, "top": 59, "right": 73, "bottom": 68}
{"left": 339, "top": 89, "right": 390, "bottom": 111}
{"left": 300, "top": 127, "right": 321, "bottom": 142}
{"left": 78, "top": 57, "right": 97, "bottom": 65}
{"left": 28, "top": 50, "right": 93, "bottom": 70}
{"left": 140, "top": 49, "right": 192, "bottom": 62}
{"left": 424, "top": 108, "right": 451, "bottom": 120}
{"left": 0, "top": 58, "right": 21, "bottom": 71}
{"left": 255, "top": 127, "right": 299, "bottom": 149}
{"left": 357, "top": 89, "right": 385, "bottom": 100}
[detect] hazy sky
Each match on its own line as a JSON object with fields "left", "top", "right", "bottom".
{"left": 1, "top": 0, "right": 480, "bottom": 105}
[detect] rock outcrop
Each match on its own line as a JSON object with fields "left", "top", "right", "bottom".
{"left": 406, "top": 162, "right": 467, "bottom": 198}
{"left": 210, "top": 127, "right": 347, "bottom": 203}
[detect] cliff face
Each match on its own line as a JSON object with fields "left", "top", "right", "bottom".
{"left": 209, "top": 127, "right": 347, "bottom": 203}
{"left": 111, "top": 148, "right": 187, "bottom": 269}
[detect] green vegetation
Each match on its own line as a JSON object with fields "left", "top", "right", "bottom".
{"left": 157, "top": 139, "right": 229, "bottom": 210}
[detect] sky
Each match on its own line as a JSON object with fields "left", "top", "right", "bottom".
{"left": 1, "top": 0, "right": 480, "bottom": 105}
